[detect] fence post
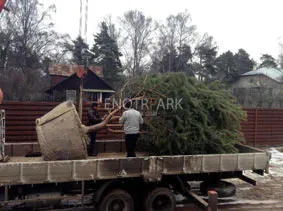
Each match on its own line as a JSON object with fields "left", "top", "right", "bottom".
{"left": 207, "top": 190, "right": 218, "bottom": 211}
{"left": 0, "top": 110, "right": 5, "bottom": 159}
{"left": 254, "top": 108, "right": 258, "bottom": 147}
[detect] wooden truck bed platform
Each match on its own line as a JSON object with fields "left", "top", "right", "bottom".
{"left": 0, "top": 145, "right": 269, "bottom": 185}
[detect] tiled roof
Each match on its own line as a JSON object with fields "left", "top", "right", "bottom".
{"left": 49, "top": 64, "right": 103, "bottom": 78}
{"left": 241, "top": 68, "right": 283, "bottom": 83}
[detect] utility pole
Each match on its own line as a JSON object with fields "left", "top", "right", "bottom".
{"left": 78, "top": 0, "right": 89, "bottom": 120}
{"left": 78, "top": 0, "right": 83, "bottom": 120}
{"left": 78, "top": 54, "right": 90, "bottom": 120}
{"left": 79, "top": 78, "right": 83, "bottom": 120}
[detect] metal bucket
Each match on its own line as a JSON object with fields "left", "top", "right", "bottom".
{"left": 36, "top": 101, "right": 88, "bottom": 161}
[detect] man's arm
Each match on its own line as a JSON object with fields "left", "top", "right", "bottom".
{"left": 119, "top": 112, "right": 126, "bottom": 124}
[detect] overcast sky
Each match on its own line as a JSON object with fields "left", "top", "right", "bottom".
{"left": 44, "top": 0, "right": 283, "bottom": 62}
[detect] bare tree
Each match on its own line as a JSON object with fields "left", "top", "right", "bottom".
{"left": 0, "top": 0, "right": 70, "bottom": 101}
{"left": 119, "top": 10, "right": 156, "bottom": 76}
{"left": 193, "top": 33, "right": 218, "bottom": 81}
{"left": 153, "top": 10, "right": 197, "bottom": 73}
{"left": 103, "top": 15, "right": 121, "bottom": 41}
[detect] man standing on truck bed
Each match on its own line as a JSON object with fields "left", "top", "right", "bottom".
{"left": 119, "top": 99, "right": 143, "bottom": 157}
{"left": 87, "top": 102, "right": 102, "bottom": 156}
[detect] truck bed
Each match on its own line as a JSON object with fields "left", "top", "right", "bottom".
{"left": 0, "top": 145, "right": 269, "bottom": 185}
{"left": 8, "top": 152, "right": 147, "bottom": 162}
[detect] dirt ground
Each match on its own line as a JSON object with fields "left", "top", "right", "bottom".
{"left": 176, "top": 147, "right": 283, "bottom": 210}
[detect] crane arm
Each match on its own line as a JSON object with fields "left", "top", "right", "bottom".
{"left": 0, "top": 0, "right": 9, "bottom": 13}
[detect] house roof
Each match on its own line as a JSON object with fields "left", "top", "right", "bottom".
{"left": 46, "top": 68, "right": 114, "bottom": 93}
{"left": 241, "top": 67, "right": 283, "bottom": 83}
{"left": 49, "top": 64, "right": 103, "bottom": 78}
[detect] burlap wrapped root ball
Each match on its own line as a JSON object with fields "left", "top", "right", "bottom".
{"left": 36, "top": 101, "right": 89, "bottom": 161}
{"left": 36, "top": 101, "right": 120, "bottom": 161}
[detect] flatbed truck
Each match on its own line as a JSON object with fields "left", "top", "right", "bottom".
{"left": 0, "top": 110, "right": 270, "bottom": 211}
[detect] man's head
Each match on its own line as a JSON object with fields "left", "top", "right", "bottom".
{"left": 124, "top": 99, "right": 132, "bottom": 109}
{"left": 92, "top": 102, "right": 98, "bottom": 110}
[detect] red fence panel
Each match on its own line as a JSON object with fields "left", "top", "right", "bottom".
{"left": 242, "top": 108, "right": 283, "bottom": 147}
{"left": 0, "top": 102, "right": 121, "bottom": 143}
{"left": 1, "top": 102, "right": 283, "bottom": 147}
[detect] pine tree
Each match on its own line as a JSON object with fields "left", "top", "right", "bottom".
{"left": 234, "top": 49, "right": 254, "bottom": 75}
{"left": 259, "top": 54, "right": 277, "bottom": 69}
{"left": 91, "top": 22, "right": 123, "bottom": 88}
{"left": 195, "top": 35, "right": 218, "bottom": 81}
{"left": 215, "top": 51, "right": 236, "bottom": 82}
{"left": 215, "top": 49, "right": 255, "bottom": 83}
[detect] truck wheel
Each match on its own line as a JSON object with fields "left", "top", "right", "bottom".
{"left": 99, "top": 189, "right": 134, "bottom": 211}
{"left": 144, "top": 187, "right": 176, "bottom": 211}
{"left": 200, "top": 180, "right": 236, "bottom": 197}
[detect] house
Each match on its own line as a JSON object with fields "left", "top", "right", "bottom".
{"left": 47, "top": 64, "right": 115, "bottom": 103}
{"left": 232, "top": 67, "right": 283, "bottom": 89}
{"left": 232, "top": 68, "right": 283, "bottom": 108}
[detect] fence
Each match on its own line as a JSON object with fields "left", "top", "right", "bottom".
{"left": 0, "top": 110, "right": 5, "bottom": 158}
{"left": 0, "top": 102, "right": 122, "bottom": 143}
{"left": 0, "top": 102, "right": 283, "bottom": 148}
{"left": 241, "top": 108, "right": 283, "bottom": 147}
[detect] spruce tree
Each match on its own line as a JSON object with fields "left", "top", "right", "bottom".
{"left": 92, "top": 22, "right": 123, "bottom": 88}
{"left": 121, "top": 72, "right": 246, "bottom": 155}
{"left": 67, "top": 36, "right": 89, "bottom": 65}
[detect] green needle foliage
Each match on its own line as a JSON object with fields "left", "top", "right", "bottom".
{"left": 123, "top": 72, "right": 246, "bottom": 155}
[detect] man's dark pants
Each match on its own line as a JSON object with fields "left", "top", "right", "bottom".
{"left": 125, "top": 134, "right": 139, "bottom": 157}
{"left": 88, "top": 132, "right": 97, "bottom": 155}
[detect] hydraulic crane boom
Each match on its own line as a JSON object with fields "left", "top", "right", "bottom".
{"left": 0, "top": 0, "right": 9, "bottom": 13}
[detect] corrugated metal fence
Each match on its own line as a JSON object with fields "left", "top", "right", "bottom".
{"left": 0, "top": 102, "right": 122, "bottom": 143}
{"left": 0, "top": 102, "right": 283, "bottom": 147}
{"left": 241, "top": 108, "right": 283, "bottom": 147}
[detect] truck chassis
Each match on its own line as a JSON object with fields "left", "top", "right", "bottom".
{"left": 0, "top": 144, "right": 269, "bottom": 211}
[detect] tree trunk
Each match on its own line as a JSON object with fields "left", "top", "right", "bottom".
{"left": 82, "top": 108, "right": 121, "bottom": 133}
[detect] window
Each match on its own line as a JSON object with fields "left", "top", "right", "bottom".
{"left": 85, "top": 92, "right": 102, "bottom": 102}
{"left": 66, "top": 90, "right": 76, "bottom": 102}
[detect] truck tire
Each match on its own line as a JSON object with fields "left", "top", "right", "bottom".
{"left": 99, "top": 189, "right": 134, "bottom": 211}
{"left": 200, "top": 180, "right": 236, "bottom": 197}
{"left": 144, "top": 187, "right": 176, "bottom": 211}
